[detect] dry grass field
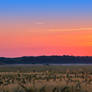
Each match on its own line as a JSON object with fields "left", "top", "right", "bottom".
{"left": 0, "top": 65, "right": 92, "bottom": 92}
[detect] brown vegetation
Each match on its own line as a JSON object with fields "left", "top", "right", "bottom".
{"left": 0, "top": 65, "right": 92, "bottom": 92}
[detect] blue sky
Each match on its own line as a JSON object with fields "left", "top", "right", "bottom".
{"left": 0, "top": 0, "right": 92, "bottom": 19}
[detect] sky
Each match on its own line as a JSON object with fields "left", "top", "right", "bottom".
{"left": 0, "top": 0, "right": 92, "bottom": 57}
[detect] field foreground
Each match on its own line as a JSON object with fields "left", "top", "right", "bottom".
{"left": 0, "top": 65, "right": 92, "bottom": 92}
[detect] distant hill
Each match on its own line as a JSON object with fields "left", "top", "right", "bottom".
{"left": 0, "top": 55, "right": 92, "bottom": 65}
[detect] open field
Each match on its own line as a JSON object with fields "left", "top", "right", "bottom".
{"left": 0, "top": 65, "right": 92, "bottom": 92}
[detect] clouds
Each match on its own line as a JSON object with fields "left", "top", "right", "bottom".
{"left": 48, "top": 27, "right": 92, "bottom": 32}
{"left": 35, "top": 21, "right": 45, "bottom": 25}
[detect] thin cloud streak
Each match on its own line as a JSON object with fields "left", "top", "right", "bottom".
{"left": 48, "top": 27, "right": 92, "bottom": 32}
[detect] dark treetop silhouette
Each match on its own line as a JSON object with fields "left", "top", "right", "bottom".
{"left": 0, "top": 55, "right": 92, "bottom": 65}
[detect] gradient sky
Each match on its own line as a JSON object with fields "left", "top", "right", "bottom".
{"left": 0, "top": 0, "right": 92, "bottom": 57}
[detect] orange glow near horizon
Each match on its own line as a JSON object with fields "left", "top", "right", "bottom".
{"left": 0, "top": 20, "right": 92, "bottom": 57}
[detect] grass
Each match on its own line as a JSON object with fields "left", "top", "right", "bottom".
{"left": 0, "top": 65, "right": 92, "bottom": 92}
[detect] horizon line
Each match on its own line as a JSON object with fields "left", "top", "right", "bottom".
{"left": 1, "top": 55, "right": 92, "bottom": 58}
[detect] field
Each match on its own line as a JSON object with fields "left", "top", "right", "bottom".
{"left": 0, "top": 65, "right": 92, "bottom": 92}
